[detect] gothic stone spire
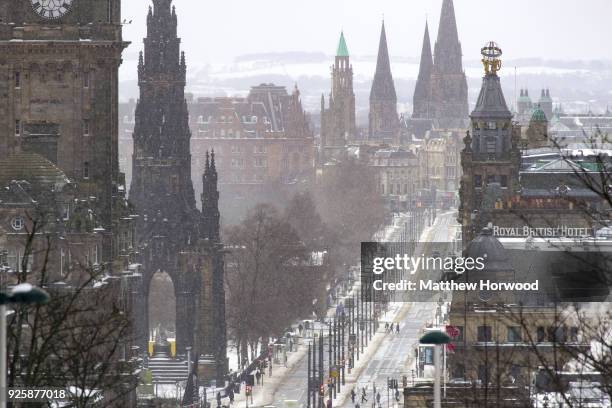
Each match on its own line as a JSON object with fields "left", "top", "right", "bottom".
{"left": 429, "top": 0, "right": 469, "bottom": 124}
{"left": 434, "top": 0, "right": 462, "bottom": 74}
{"left": 368, "top": 21, "right": 398, "bottom": 141}
{"left": 412, "top": 21, "right": 433, "bottom": 119}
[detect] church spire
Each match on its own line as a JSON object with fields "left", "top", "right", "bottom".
{"left": 412, "top": 21, "right": 433, "bottom": 119}
{"left": 368, "top": 21, "right": 398, "bottom": 141}
{"left": 434, "top": 0, "right": 463, "bottom": 74}
{"left": 337, "top": 31, "right": 349, "bottom": 57}
{"left": 370, "top": 20, "right": 396, "bottom": 101}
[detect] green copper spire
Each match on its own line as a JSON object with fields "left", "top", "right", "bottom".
{"left": 336, "top": 31, "right": 349, "bottom": 57}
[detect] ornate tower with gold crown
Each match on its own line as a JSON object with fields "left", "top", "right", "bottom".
{"left": 458, "top": 42, "right": 521, "bottom": 245}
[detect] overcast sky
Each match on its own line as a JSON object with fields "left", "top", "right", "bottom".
{"left": 120, "top": 0, "right": 612, "bottom": 65}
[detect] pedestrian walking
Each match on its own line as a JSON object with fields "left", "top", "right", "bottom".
{"left": 395, "top": 323, "right": 400, "bottom": 334}
{"left": 361, "top": 388, "right": 368, "bottom": 403}
{"left": 351, "top": 388, "right": 356, "bottom": 403}
{"left": 326, "top": 398, "right": 332, "bottom": 408}
{"left": 373, "top": 383, "right": 376, "bottom": 395}
{"left": 216, "top": 391, "right": 222, "bottom": 408}
{"left": 376, "top": 392, "right": 381, "bottom": 406}
{"left": 298, "top": 323, "right": 304, "bottom": 335}
{"left": 355, "top": 403, "right": 360, "bottom": 408}
{"left": 255, "top": 369, "right": 261, "bottom": 385}
{"left": 394, "top": 389, "right": 400, "bottom": 402}
{"left": 384, "top": 322, "right": 389, "bottom": 332}
{"left": 284, "top": 353, "right": 288, "bottom": 367}
{"left": 389, "top": 323, "right": 394, "bottom": 333}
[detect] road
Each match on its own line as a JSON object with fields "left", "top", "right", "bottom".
{"left": 270, "top": 211, "right": 457, "bottom": 408}
{"left": 336, "top": 210, "right": 456, "bottom": 408}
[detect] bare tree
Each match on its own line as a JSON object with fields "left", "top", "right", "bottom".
{"left": 315, "top": 158, "right": 387, "bottom": 266}
{"left": 224, "top": 204, "right": 325, "bottom": 367}
{"left": 3, "top": 211, "right": 137, "bottom": 408}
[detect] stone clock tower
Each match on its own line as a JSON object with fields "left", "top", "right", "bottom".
{"left": 0, "top": 0, "right": 127, "bottom": 232}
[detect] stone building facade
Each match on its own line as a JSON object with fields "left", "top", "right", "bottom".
{"left": 459, "top": 48, "right": 608, "bottom": 246}
{"left": 189, "top": 84, "right": 314, "bottom": 223}
{"left": 320, "top": 32, "right": 356, "bottom": 162}
{"left": 0, "top": 0, "right": 131, "bottom": 270}
{"left": 368, "top": 147, "right": 418, "bottom": 211}
{"left": 418, "top": 129, "right": 462, "bottom": 206}
{"left": 0, "top": 1, "right": 138, "bottom": 402}
{"left": 368, "top": 22, "right": 399, "bottom": 144}
{"left": 129, "top": 0, "right": 227, "bottom": 382}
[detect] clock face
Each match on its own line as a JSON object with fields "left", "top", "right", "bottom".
{"left": 31, "top": 0, "right": 74, "bottom": 20}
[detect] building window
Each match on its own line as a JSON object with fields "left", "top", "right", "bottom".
{"left": 486, "top": 137, "right": 496, "bottom": 153}
{"left": 478, "top": 365, "right": 488, "bottom": 384}
{"left": 452, "top": 364, "right": 465, "bottom": 380}
{"left": 486, "top": 175, "right": 496, "bottom": 185}
{"left": 510, "top": 365, "right": 521, "bottom": 382}
{"left": 62, "top": 204, "right": 70, "bottom": 220}
{"left": 507, "top": 326, "right": 522, "bottom": 342}
{"left": 254, "top": 145, "right": 267, "bottom": 154}
{"left": 569, "top": 327, "right": 579, "bottom": 342}
{"left": 15, "top": 119, "right": 21, "bottom": 136}
{"left": 6, "top": 249, "right": 33, "bottom": 272}
{"left": 537, "top": 326, "right": 546, "bottom": 342}
{"left": 254, "top": 157, "right": 267, "bottom": 168}
{"left": 83, "top": 120, "right": 90, "bottom": 136}
{"left": 231, "top": 159, "right": 244, "bottom": 169}
{"left": 11, "top": 216, "right": 24, "bottom": 231}
{"left": 83, "top": 71, "right": 90, "bottom": 88}
{"left": 231, "top": 145, "right": 242, "bottom": 154}
{"left": 60, "top": 248, "right": 66, "bottom": 277}
{"left": 473, "top": 174, "right": 482, "bottom": 188}
{"left": 83, "top": 162, "right": 90, "bottom": 179}
{"left": 15, "top": 71, "right": 21, "bottom": 88}
{"left": 500, "top": 175, "right": 508, "bottom": 188}
{"left": 477, "top": 325, "right": 492, "bottom": 342}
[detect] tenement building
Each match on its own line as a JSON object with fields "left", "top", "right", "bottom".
{"left": 189, "top": 84, "right": 314, "bottom": 223}
{"left": 320, "top": 32, "right": 357, "bottom": 162}
{"left": 368, "top": 22, "right": 399, "bottom": 144}
{"left": 368, "top": 147, "right": 418, "bottom": 211}
{"left": 129, "top": 0, "right": 227, "bottom": 382}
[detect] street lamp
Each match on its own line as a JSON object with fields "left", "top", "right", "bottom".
{"left": 419, "top": 331, "right": 450, "bottom": 408}
{"left": 0, "top": 283, "right": 50, "bottom": 408}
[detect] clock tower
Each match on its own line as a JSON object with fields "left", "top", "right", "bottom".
{"left": 0, "top": 0, "right": 127, "bottom": 234}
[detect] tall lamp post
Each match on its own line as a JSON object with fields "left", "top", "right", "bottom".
{"left": 0, "top": 283, "right": 51, "bottom": 408}
{"left": 419, "top": 331, "right": 450, "bottom": 408}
